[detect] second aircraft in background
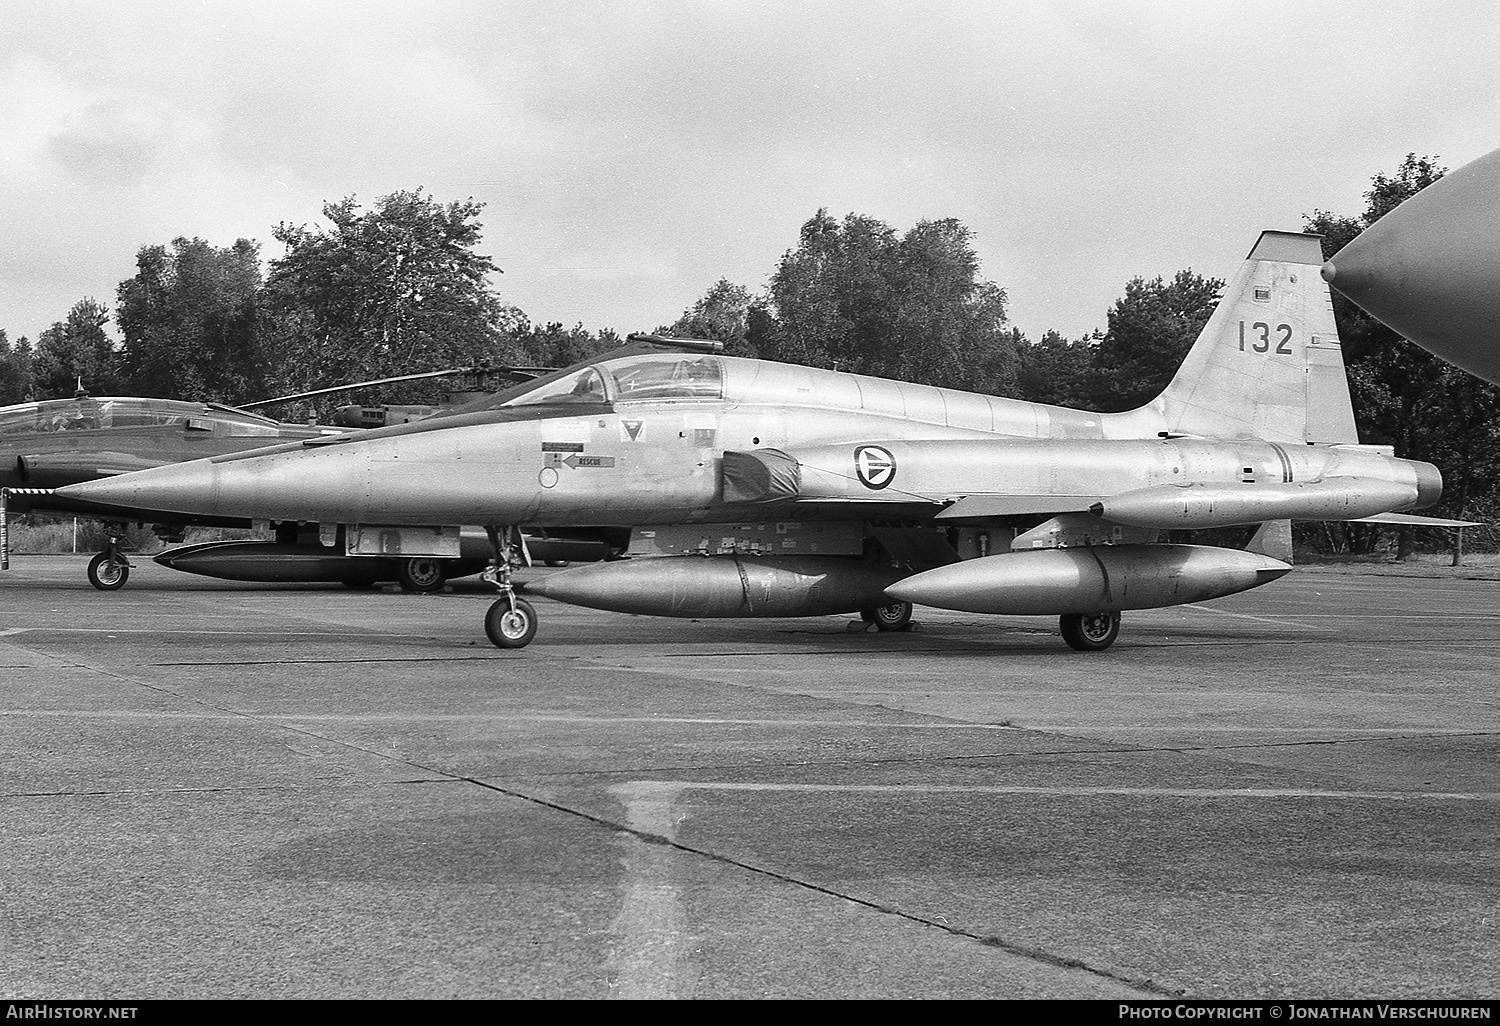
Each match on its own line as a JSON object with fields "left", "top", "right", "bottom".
{"left": 0, "top": 364, "right": 614, "bottom": 591}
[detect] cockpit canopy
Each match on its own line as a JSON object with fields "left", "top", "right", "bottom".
{"left": 509, "top": 353, "right": 724, "bottom": 406}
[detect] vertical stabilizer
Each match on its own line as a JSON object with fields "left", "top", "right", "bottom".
{"left": 1147, "top": 231, "right": 1358, "bottom": 444}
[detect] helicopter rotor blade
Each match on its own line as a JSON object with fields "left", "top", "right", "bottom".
{"left": 238, "top": 366, "right": 556, "bottom": 410}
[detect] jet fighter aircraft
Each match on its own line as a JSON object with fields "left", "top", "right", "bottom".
{"left": 0, "top": 394, "right": 340, "bottom": 588}
{"left": 57, "top": 231, "right": 1466, "bottom": 650}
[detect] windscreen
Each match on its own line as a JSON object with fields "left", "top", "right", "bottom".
{"left": 509, "top": 367, "right": 610, "bottom": 406}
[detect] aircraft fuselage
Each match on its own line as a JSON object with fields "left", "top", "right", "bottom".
{"left": 72, "top": 393, "right": 1438, "bottom": 531}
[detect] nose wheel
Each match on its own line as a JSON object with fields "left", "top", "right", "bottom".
{"left": 481, "top": 525, "right": 537, "bottom": 648}
{"left": 87, "top": 532, "right": 134, "bottom": 591}
{"left": 485, "top": 597, "right": 538, "bottom": 648}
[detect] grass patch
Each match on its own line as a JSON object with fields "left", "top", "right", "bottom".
{"left": 6, "top": 519, "right": 265, "bottom": 554}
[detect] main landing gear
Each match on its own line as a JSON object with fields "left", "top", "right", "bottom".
{"left": 482, "top": 525, "right": 537, "bottom": 649}
{"left": 860, "top": 601, "right": 914, "bottom": 632}
{"left": 1059, "top": 611, "right": 1121, "bottom": 651}
{"left": 87, "top": 532, "right": 134, "bottom": 591}
{"left": 397, "top": 556, "right": 447, "bottom": 593}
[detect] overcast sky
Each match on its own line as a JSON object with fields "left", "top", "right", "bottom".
{"left": 3, "top": 0, "right": 1499, "bottom": 355}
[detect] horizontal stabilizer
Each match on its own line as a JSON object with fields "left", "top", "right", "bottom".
{"left": 1353, "top": 513, "right": 1483, "bottom": 529}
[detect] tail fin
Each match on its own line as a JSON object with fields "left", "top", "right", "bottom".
{"left": 1142, "top": 231, "right": 1358, "bottom": 444}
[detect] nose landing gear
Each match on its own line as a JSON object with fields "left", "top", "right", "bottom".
{"left": 482, "top": 525, "right": 537, "bottom": 649}
{"left": 87, "top": 531, "right": 134, "bottom": 591}
{"left": 485, "top": 595, "right": 538, "bottom": 648}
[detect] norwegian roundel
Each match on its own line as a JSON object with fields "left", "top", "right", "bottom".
{"left": 854, "top": 445, "right": 897, "bottom": 490}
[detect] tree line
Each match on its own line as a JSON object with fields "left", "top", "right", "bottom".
{"left": 2, "top": 157, "right": 1495, "bottom": 554}
{"left": 0, "top": 187, "right": 1240, "bottom": 413}
{"left": 0, "top": 190, "right": 627, "bottom": 412}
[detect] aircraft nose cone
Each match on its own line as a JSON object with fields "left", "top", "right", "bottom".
{"left": 1323, "top": 146, "right": 1500, "bottom": 384}
{"left": 1319, "top": 259, "right": 1360, "bottom": 289}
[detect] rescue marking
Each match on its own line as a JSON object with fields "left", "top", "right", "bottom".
{"left": 542, "top": 441, "right": 586, "bottom": 453}
{"left": 622, "top": 419, "right": 644, "bottom": 441}
{"left": 854, "top": 445, "right": 896, "bottom": 490}
{"left": 564, "top": 454, "right": 616, "bottom": 469}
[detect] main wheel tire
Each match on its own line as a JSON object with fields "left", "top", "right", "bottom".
{"left": 485, "top": 597, "right": 538, "bottom": 649}
{"left": 397, "top": 557, "right": 447, "bottom": 593}
{"left": 865, "top": 601, "right": 914, "bottom": 632}
{"left": 1060, "top": 611, "right": 1120, "bottom": 652}
{"left": 87, "top": 552, "right": 129, "bottom": 591}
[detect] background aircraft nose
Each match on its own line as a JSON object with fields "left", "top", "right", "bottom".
{"left": 1322, "top": 146, "right": 1500, "bottom": 385}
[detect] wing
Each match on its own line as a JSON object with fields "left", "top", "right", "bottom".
{"left": 1353, "top": 513, "right": 1481, "bottom": 528}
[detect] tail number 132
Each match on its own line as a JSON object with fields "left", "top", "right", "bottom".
{"left": 1239, "top": 321, "right": 1292, "bottom": 354}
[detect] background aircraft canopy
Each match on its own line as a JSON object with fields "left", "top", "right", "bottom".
{"left": 0, "top": 398, "right": 285, "bottom": 437}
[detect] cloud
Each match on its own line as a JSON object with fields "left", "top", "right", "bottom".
{"left": 48, "top": 97, "right": 172, "bottom": 188}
